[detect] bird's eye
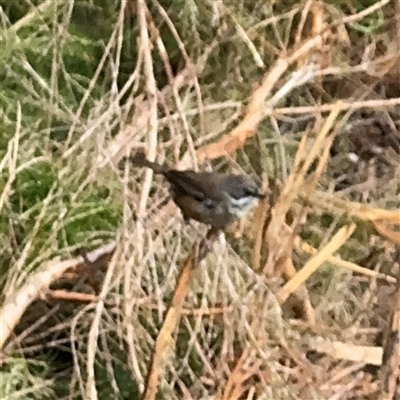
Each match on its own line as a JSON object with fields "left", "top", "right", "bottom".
{"left": 193, "top": 194, "right": 204, "bottom": 202}
{"left": 202, "top": 198, "right": 214, "bottom": 209}
{"left": 244, "top": 188, "right": 258, "bottom": 197}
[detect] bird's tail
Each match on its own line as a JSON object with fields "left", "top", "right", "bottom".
{"left": 127, "top": 150, "right": 167, "bottom": 175}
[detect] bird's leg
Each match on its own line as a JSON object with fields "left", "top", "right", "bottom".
{"left": 182, "top": 213, "right": 194, "bottom": 227}
{"left": 193, "top": 227, "right": 220, "bottom": 264}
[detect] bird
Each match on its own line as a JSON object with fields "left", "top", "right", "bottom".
{"left": 127, "top": 150, "right": 265, "bottom": 230}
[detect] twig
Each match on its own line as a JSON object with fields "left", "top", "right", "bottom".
{"left": 269, "top": 98, "right": 400, "bottom": 116}
{"left": 308, "top": 338, "right": 383, "bottom": 366}
{"left": 0, "top": 242, "right": 116, "bottom": 350}
{"left": 277, "top": 224, "right": 356, "bottom": 304}
{"left": 141, "top": 229, "right": 219, "bottom": 400}
{"left": 6, "top": 0, "right": 54, "bottom": 34}
{"left": 379, "top": 277, "right": 400, "bottom": 400}
{"left": 85, "top": 246, "right": 119, "bottom": 399}
{"left": 43, "top": 290, "right": 99, "bottom": 303}
{"left": 231, "top": 14, "right": 265, "bottom": 68}
{"left": 147, "top": 15, "right": 197, "bottom": 169}
{"left": 196, "top": 35, "right": 327, "bottom": 161}
{"left": 151, "top": 0, "right": 205, "bottom": 139}
{"left": 298, "top": 239, "right": 397, "bottom": 284}
{"left": 136, "top": 0, "right": 158, "bottom": 221}
{"left": 62, "top": 17, "right": 123, "bottom": 155}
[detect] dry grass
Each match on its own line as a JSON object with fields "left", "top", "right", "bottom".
{"left": 1, "top": 0, "right": 399, "bottom": 399}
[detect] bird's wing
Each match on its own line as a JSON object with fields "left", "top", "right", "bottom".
{"left": 164, "top": 170, "right": 224, "bottom": 203}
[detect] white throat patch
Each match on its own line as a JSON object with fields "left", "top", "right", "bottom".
{"left": 228, "top": 196, "right": 257, "bottom": 217}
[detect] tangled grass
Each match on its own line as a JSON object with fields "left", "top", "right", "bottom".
{"left": 1, "top": 0, "right": 399, "bottom": 399}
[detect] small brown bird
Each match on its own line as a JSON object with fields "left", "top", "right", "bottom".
{"left": 128, "top": 151, "right": 265, "bottom": 230}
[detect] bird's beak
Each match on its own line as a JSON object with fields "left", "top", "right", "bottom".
{"left": 257, "top": 192, "right": 266, "bottom": 200}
